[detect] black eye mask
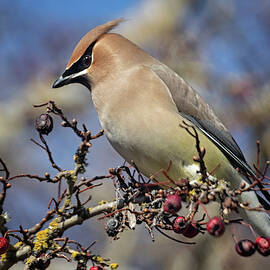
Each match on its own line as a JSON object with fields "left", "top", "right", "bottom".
{"left": 63, "top": 41, "right": 96, "bottom": 78}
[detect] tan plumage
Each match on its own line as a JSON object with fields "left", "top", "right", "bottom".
{"left": 53, "top": 19, "right": 270, "bottom": 236}
{"left": 67, "top": 19, "right": 123, "bottom": 68}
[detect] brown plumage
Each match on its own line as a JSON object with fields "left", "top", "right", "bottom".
{"left": 67, "top": 19, "right": 123, "bottom": 68}
{"left": 53, "top": 19, "right": 270, "bottom": 237}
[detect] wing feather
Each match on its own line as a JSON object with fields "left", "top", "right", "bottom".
{"left": 150, "top": 64, "right": 249, "bottom": 171}
{"left": 150, "top": 64, "right": 270, "bottom": 208}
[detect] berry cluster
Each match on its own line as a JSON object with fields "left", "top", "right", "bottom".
{"left": 235, "top": 237, "right": 270, "bottom": 257}
{"left": 101, "top": 182, "right": 228, "bottom": 242}
{"left": 102, "top": 180, "right": 270, "bottom": 258}
{"left": 164, "top": 195, "right": 225, "bottom": 238}
{"left": 1, "top": 103, "right": 269, "bottom": 269}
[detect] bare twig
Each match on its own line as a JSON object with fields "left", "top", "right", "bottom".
{"left": 8, "top": 173, "right": 57, "bottom": 183}
{"left": 180, "top": 121, "right": 208, "bottom": 180}
{"left": 0, "top": 158, "right": 10, "bottom": 179}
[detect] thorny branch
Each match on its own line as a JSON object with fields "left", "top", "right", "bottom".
{"left": 0, "top": 101, "right": 270, "bottom": 269}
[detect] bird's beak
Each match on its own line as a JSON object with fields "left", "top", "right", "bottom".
{"left": 52, "top": 69, "right": 89, "bottom": 89}
{"left": 52, "top": 75, "right": 70, "bottom": 88}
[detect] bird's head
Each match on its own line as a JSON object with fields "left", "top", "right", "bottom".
{"left": 52, "top": 19, "right": 123, "bottom": 91}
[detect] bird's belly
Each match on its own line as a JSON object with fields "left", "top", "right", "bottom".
{"left": 101, "top": 110, "right": 203, "bottom": 182}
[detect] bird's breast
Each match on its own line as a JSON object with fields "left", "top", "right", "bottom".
{"left": 98, "top": 98, "right": 197, "bottom": 181}
{"left": 91, "top": 65, "right": 236, "bottom": 183}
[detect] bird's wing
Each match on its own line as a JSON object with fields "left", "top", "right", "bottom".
{"left": 150, "top": 63, "right": 253, "bottom": 176}
{"left": 151, "top": 64, "right": 270, "bottom": 209}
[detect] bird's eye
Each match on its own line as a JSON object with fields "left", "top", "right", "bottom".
{"left": 82, "top": 55, "right": 91, "bottom": 68}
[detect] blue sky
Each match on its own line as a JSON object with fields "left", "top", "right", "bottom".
{"left": 2, "top": 2, "right": 270, "bottom": 268}
{"left": 2, "top": 0, "right": 269, "bottom": 92}
{"left": 0, "top": 0, "right": 141, "bottom": 99}
{"left": 16, "top": 0, "right": 139, "bottom": 22}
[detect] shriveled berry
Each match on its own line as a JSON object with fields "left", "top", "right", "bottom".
{"left": 172, "top": 216, "right": 186, "bottom": 234}
{"left": 42, "top": 260, "right": 50, "bottom": 269}
{"left": 182, "top": 222, "right": 200, "bottom": 238}
{"left": 235, "top": 239, "right": 255, "bottom": 257}
{"left": 132, "top": 194, "right": 149, "bottom": 204}
{"left": 206, "top": 216, "right": 225, "bottom": 237}
{"left": 163, "top": 194, "right": 182, "bottom": 214}
{"left": 106, "top": 218, "right": 120, "bottom": 237}
{"left": 36, "top": 259, "right": 50, "bottom": 269}
{"left": 117, "top": 198, "right": 125, "bottom": 209}
{"left": 0, "top": 237, "right": 9, "bottom": 254}
{"left": 255, "top": 237, "right": 270, "bottom": 256}
{"left": 35, "top": 114, "right": 53, "bottom": 135}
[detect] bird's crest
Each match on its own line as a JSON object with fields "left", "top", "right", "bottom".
{"left": 67, "top": 18, "right": 123, "bottom": 68}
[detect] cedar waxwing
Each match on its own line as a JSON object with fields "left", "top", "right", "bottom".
{"left": 53, "top": 19, "right": 270, "bottom": 237}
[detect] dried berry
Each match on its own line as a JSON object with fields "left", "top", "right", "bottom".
{"left": 172, "top": 216, "right": 186, "bottom": 234}
{"left": 35, "top": 114, "right": 53, "bottom": 135}
{"left": 235, "top": 239, "right": 255, "bottom": 257}
{"left": 106, "top": 218, "right": 120, "bottom": 237}
{"left": 182, "top": 222, "right": 200, "bottom": 238}
{"left": 255, "top": 237, "right": 270, "bottom": 256}
{"left": 36, "top": 258, "right": 50, "bottom": 269}
{"left": 206, "top": 217, "right": 225, "bottom": 237}
{"left": 132, "top": 194, "right": 149, "bottom": 204}
{"left": 163, "top": 194, "right": 182, "bottom": 214}
{"left": 0, "top": 237, "right": 9, "bottom": 254}
{"left": 117, "top": 198, "right": 125, "bottom": 209}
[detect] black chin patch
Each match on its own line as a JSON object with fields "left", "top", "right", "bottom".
{"left": 71, "top": 75, "right": 91, "bottom": 90}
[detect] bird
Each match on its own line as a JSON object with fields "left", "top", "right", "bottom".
{"left": 53, "top": 19, "right": 270, "bottom": 237}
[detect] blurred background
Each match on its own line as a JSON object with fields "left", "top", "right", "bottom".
{"left": 1, "top": 0, "right": 270, "bottom": 269}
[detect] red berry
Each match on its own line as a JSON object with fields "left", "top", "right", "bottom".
{"left": 173, "top": 216, "right": 186, "bottom": 234}
{"left": 206, "top": 217, "right": 225, "bottom": 237}
{"left": 182, "top": 222, "right": 200, "bottom": 238}
{"left": 255, "top": 237, "right": 270, "bottom": 256}
{"left": 163, "top": 194, "right": 182, "bottom": 214}
{"left": 235, "top": 239, "right": 255, "bottom": 257}
{"left": 0, "top": 237, "right": 9, "bottom": 254}
{"left": 90, "top": 266, "right": 102, "bottom": 270}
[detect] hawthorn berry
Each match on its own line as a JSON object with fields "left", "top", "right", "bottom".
{"left": 255, "top": 237, "right": 270, "bottom": 256}
{"left": 35, "top": 114, "right": 53, "bottom": 135}
{"left": 182, "top": 222, "right": 200, "bottom": 238}
{"left": 235, "top": 239, "right": 255, "bottom": 257}
{"left": 172, "top": 216, "right": 186, "bottom": 234}
{"left": 163, "top": 194, "right": 182, "bottom": 214}
{"left": 206, "top": 216, "right": 225, "bottom": 237}
{"left": 0, "top": 237, "right": 9, "bottom": 254}
{"left": 90, "top": 266, "right": 102, "bottom": 270}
